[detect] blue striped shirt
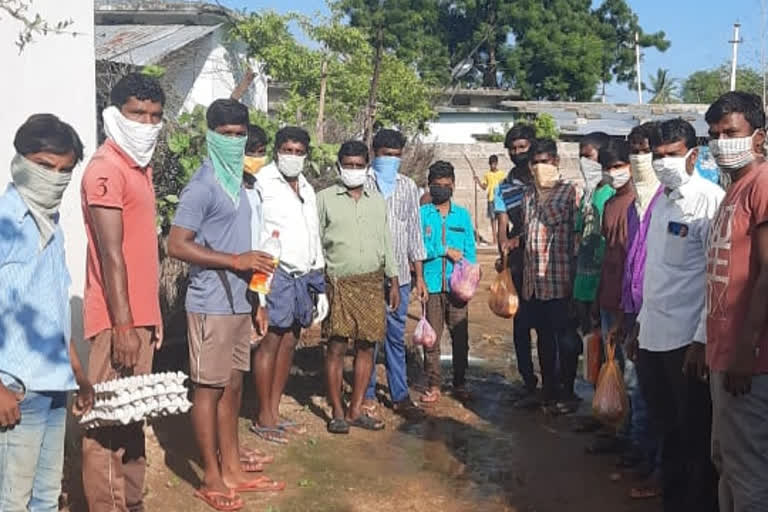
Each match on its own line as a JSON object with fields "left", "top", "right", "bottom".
{"left": 0, "top": 185, "right": 75, "bottom": 392}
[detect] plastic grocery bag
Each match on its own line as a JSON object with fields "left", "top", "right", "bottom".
{"left": 488, "top": 254, "right": 519, "bottom": 318}
{"left": 592, "top": 342, "right": 629, "bottom": 428}
{"left": 450, "top": 258, "right": 482, "bottom": 302}
{"left": 585, "top": 328, "right": 602, "bottom": 386}
{"left": 413, "top": 304, "right": 437, "bottom": 349}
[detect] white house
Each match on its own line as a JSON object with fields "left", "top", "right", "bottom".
{"left": 0, "top": 0, "right": 97, "bottom": 343}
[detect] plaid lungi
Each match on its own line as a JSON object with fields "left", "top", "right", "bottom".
{"left": 323, "top": 270, "right": 387, "bottom": 343}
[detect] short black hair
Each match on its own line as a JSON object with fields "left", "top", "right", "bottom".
{"left": 372, "top": 129, "right": 405, "bottom": 152}
{"left": 598, "top": 138, "right": 630, "bottom": 168}
{"left": 528, "top": 138, "right": 558, "bottom": 159}
{"left": 110, "top": 72, "right": 166, "bottom": 108}
{"left": 428, "top": 160, "right": 455, "bottom": 182}
{"left": 628, "top": 122, "right": 658, "bottom": 145}
{"left": 705, "top": 91, "right": 766, "bottom": 132}
{"left": 338, "top": 140, "right": 369, "bottom": 164}
{"left": 489, "top": 154, "right": 499, "bottom": 164}
{"left": 14, "top": 113, "right": 84, "bottom": 163}
{"left": 580, "top": 131, "right": 611, "bottom": 151}
{"left": 246, "top": 124, "right": 268, "bottom": 153}
{"left": 651, "top": 118, "right": 697, "bottom": 150}
{"left": 504, "top": 124, "right": 536, "bottom": 149}
{"left": 274, "top": 126, "right": 310, "bottom": 153}
{"left": 206, "top": 99, "right": 249, "bottom": 130}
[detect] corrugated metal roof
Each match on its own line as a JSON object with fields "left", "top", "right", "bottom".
{"left": 95, "top": 23, "right": 220, "bottom": 65}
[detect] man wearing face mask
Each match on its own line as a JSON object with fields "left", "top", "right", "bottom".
{"left": 169, "top": 100, "right": 283, "bottom": 509}
{"left": 318, "top": 140, "right": 399, "bottom": 434}
{"left": 420, "top": 161, "right": 477, "bottom": 404}
{"left": 630, "top": 118, "right": 722, "bottom": 512}
{"left": 81, "top": 73, "right": 166, "bottom": 511}
{"left": 0, "top": 115, "right": 94, "bottom": 511}
{"left": 705, "top": 92, "right": 768, "bottom": 512}
{"left": 243, "top": 124, "right": 268, "bottom": 339}
{"left": 363, "top": 129, "right": 427, "bottom": 418}
{"left": 494, "top": 125, "right": 539, "bottom": 402}
{"left": 251, "top": 127, "right": 327, "bottom": 444}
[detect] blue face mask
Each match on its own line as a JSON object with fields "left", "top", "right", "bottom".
{"left": 372, "top": 156, "right": 401, "bottom": 199}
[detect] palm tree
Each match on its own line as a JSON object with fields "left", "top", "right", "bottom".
{"left": 646, "top": 68, "right": 679, "bottom": 104}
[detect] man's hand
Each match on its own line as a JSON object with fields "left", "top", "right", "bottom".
{"left": 683, "top": 342, "right": 708, "bottom": 381}
{"left": 254, "top": 306, "right": 269, "bottom": 337}
{"left": 153, "top": 322, "right": 164, "bottom": 351}
{"left": 0, "top": 385, "right": 21, "bottom": 428}
{"left": 500, "top": 237, "right": 520, "bottom": 253}
{"left": 234, "top": 251, "right": 276, "bottom": 275}
{"left": 72, "top": 380, "right": 95, "bottom": 416}
{"left": 415, "top": 277, "right": 428, "bottom": 303}
{"left": 313, "top": 294, "right": 329, "bottom": 326}
{"left": 389, "top": 279, "right": 401, "bottom": 311}
{"left": 112, "top": 328, "right": 142, "bottom": 369}
{"left": 446, "top": 248, "right": 463, "bottom": 263}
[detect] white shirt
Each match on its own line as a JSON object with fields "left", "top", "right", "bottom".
{"left": 244, "top": 182, "right": 263, "bottom": 250}
{"left": 258, "top": 162, "right": 324, "bottom": 274}
{"left": 638, "top": 174, "right": 724, "bottom": 352}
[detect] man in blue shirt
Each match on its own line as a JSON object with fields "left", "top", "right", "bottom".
{"left": 420, "top": 161, "right": 477, "bottom": 404}
{"left": 0, "top": 114, "right": 94, "bottom": 510}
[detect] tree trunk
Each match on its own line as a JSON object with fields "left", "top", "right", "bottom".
{"left": 316, "top": 59, "right": 328, "bottom": 145}
{"left": 365, "top": 27, "right": 384, "bottom": 150}
{"left": 483, "top": 6, "right": 498, "bottom": 87}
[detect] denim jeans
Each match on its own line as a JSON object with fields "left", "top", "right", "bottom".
{"left": 0, "top": 390, "right": 67, "bottom": 512}
{"left": 366, "top": 283, "right": 411, "bottom": 403}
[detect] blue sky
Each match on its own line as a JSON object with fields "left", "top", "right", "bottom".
{"left": 221, "top": 0, "right": 767, "bottom": 103}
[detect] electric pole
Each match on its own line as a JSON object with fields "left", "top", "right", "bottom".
{"left": 635, "top": 32, "right": 643, "bottom": 104}
{"left": 730, "top": 23, "right": 742, "bottom": 91}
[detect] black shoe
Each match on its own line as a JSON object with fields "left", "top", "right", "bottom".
{"left": 327, "top": 418, "right": 350, "bottom": 434}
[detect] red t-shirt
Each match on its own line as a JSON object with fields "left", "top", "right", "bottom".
{"left": 81, "top": 139, "right": 161, "bottom": 340}
{"left": 706, "top": 163, "right": 768, "bottom": 373}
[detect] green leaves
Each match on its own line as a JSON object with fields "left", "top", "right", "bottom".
{"left": 681, "top": 66, "right": 763, "bottom": 104}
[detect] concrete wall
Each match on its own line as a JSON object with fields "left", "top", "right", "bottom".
{"left": 430, "top": 142, "right": 582, "bottom": 244}
{"left": 0, "top": 0, "right": 97, "bottom": 343}
{"left": 425, "top": 112, "right": 515, "bottom": 144}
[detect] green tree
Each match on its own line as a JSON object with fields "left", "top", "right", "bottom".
{"left": 681, "top": 66, "right": 763, "bottom": 104}
{"left": 647, "top": 68, "right": 678, "bottom": 104}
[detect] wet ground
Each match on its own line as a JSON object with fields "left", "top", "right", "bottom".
{"left": 63, "top": 251, "right": 658, "bottom": 512}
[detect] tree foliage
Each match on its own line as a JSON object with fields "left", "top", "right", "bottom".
{"left": 647, "top": 68, "right": 678, "bottom": 104}
{"left": 0, "top": 0, "right": 77, "bottom": 53}
{"left": 681, "top": 66, "right": 763, "bottom": 104}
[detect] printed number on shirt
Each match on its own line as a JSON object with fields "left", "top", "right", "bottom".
{"left": 664, "top": 221, "right": 690, "bottom": 267}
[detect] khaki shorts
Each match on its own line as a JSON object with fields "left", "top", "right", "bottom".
{"left": 87, "top": 326, "right": 155, "bottom": 383}
{"left": 187, "top": 313, "right": 250, "bottom": 387}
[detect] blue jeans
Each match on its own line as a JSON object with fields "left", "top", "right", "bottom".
{"left": 366, "top": 283, "right": 411, "bottom": 403}
{"left": 0, "top": 390, "right": 67, "bottom": 512}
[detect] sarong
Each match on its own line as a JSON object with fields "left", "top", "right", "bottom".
{"left": 323, "top": 270, "right": 386, "bottom": 343}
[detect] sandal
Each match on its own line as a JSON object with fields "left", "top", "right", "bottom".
{"left": 278, "top": 417, "right": 307, "bottom": 435}
{"left": 349, "top": 413, "right": 385, "bottom": 431}
{"left": 420, "top": 388, "right": 441, "bottom": 405}
{"left": 249, "top": 424, "right": 288, "bottom": 445}
{"left": 327, "top": 417, "right": 350, "bottom": 434}
{"left": 193, "top": 488, "right": 243, "bottom": 511}
{"left": 232, "top": 475, "right": 286, "bottom": 493}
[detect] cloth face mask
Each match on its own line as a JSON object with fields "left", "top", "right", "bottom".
{"left": 244, "top": 155, "right": 267, "bottom": 175}
{"left": 277, "top": 154, "right": 306, "bottom": 178}
{"left": 338, "top": 164, "right": 368, "bottom": 188}
{"left": 532, "top": 163, "right": 561, "bottom": 190}
{"left": 709, "top": 133, "right": 757, "bottom": 171}
{"left": 652, "top": 149, "right": 694, "bottom": 190}
{"left": 102, "top": 105, "right": 162, "bottom": 167}
{"left": 207, "top": 130, "right": 246, "bottom": 205}
{"left": 429, "top": 184, "right": 453, "bottom": 204}
{"left": 580, "top": 157, "right": 604, "bottom": 192}
{"left": 606, "top": 166, "right": 631, "bottom": 189}
{"left": 372, "top": 156, "right": 401, "bottom": 199}
{"left": 629, "top": 153, "right": 656, "bottom": 184}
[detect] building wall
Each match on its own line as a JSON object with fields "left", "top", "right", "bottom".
{"left": 0, "top": 0, "right": 97, "bottom": 343}
{"left": 425, "top": 112, "right": 515, "bottom": 144}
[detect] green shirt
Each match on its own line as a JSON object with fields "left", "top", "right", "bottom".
{"left": 573, "top": 184, "right": 616, "bottom": 302}
{"left": 317, "top": 184, "right": 398, "bottom": 279}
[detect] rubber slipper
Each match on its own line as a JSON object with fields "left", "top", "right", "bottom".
{"left": 249, "top": 424, "right": 288, "bottom": 445}
{"left": 327, "top": 417, "right": 350, "bottom": 434}
{"left": 193, "top": 488, "right": 243, "bottom": 511}
{"left": 349, "top": 413, "right": 385, "bottom": 431}
{"left": 232, "top": 475, "right": 286, "bottom": 493}
{"left": 278, "top": 417, "right": 307, "bottom": 435}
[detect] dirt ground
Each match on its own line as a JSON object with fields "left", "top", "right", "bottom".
{"left": 62, "top": 250, "right": 657, "bottom": 512}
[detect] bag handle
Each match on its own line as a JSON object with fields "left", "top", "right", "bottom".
{"left": 421, "top": 301, "right": 427, "bottom": 319}
{"left": 605, "top": 341, "right": 616, "bottom": 362}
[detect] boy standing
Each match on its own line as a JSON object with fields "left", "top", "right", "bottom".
{"left": 475, "top": 154, "right": 506, "bottom": 245}
{"left": 421, "top": 161, "right": 477, "bottom": 404}
{"left": 318, "top": 140, "right": 399, "bottom": 434}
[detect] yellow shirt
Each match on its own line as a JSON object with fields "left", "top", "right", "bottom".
{"left": 481, "top": 169, "right": 506, "bottom": 201}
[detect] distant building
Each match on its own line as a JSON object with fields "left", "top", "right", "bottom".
{"left": 94, "top": 1, "right": 267, "bottom": 124}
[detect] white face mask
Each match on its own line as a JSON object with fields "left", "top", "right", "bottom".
{"left": 102, "top": 105, "right": 162, "bottom": 167}
{"left": 607, "top": 166, "right": 631, "bottom": 189}
{"left": 709, "top": 132, "right": 757, "bottom": 171}
{"left": 629, "top": 153, "right": 656, "bottom": 184}
{"left": 652, "top": 149, "right": 694, "bottom": 190}
{"left": 338, "top": 164, "right": 368, "bottom": 188}
{"left": 277, "top": 153, "right": 306, "bottom": 178}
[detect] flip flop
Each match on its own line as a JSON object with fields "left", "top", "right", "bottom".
{"left": 327, "top": 417, "right": 350, "bottom": 434}
{"left": 232, "top": 475, "right": 286, "bottom": 493}
{"left": 193, "top": 488, "right": 243, "bottom": 511}
{"left": 249, "top": 424, "right": 288, "bottom": 445}
{"left": 278, "top": 417, "right": 307, "bottom": 435}
{"left": 349, "top": 413, "right": 385, "bottom": 431}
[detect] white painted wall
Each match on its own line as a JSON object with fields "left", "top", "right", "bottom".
{"left": 425, "top": 113, "right": 514, "bottom": 144}
{"left": 0, "top": 0, "right": 96, "bottom": 343}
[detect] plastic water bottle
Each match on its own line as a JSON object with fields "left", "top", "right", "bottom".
{"left": 249, "top": 230, "right": 281, "bottom": 294}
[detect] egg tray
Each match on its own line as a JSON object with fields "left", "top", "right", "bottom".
{"left": 79, "top": 371, "right": 192, "bottom": 430}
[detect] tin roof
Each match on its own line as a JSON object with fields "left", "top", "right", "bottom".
{"left": 95, "top": 23, "right": 221, "bottom": 65}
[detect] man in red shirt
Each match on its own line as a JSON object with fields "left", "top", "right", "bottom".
{"left": 80, "top": 73, "right": 165, "bottom": 512}
{"left": 706, "top": 91, "right": 768, "bottom": 511}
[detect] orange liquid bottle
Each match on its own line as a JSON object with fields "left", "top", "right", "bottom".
{"left": 249, "top": 230, "right": 281, "bottom": 294}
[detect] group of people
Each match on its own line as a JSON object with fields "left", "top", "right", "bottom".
{"left": 489, "top": 91, "right": 768, "bottom": 512}
{"left": 0, "top": 72, "right": 477, "bottom": 512}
